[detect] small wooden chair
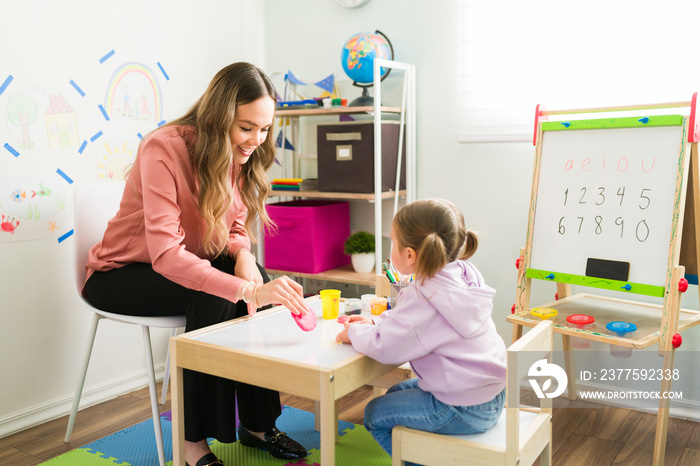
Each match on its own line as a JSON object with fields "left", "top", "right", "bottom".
{"left": 391, "top": 320, "right": 554, "bottom": 466}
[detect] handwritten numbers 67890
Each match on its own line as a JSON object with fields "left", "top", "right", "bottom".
{"left": 559, "top": 187, "right": 651, "bottom": 242}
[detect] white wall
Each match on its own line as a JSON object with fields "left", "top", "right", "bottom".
{"left": 264, "top": 0, "right": 700, "bottom": 414}
{"left": 265, "top": 0, "right": 540, "bottom": 345}
{"left": 0, "top": 0, "right": 265, "bottom": 436}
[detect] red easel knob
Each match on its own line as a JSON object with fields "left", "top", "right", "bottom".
{"left": 672, "top": 333, "right": 682, "bottom": 348}
{"left": 511, "top": 304, "right": 516, "bottom": 314}
{"left": 679, "top": 278, "right": 688, "bottom": 293}
{"left": 515, "top": 258, "right": 521, "bottom": 270}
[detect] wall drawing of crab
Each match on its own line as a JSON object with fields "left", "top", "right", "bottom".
{"left": 1, "top": 214, "right": 20, "bottom": 234}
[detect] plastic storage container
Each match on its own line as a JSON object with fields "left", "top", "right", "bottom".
{"left": 343, "top": 298, "right": 362, "bottom": 315}
{"left": 317, "top": 121, "right": 406, "bottom": 193}
{"left": 264, "top": 200, "right": 351, "bottom": 273}
{"left": 606, "top": 321, "right": 637, "bottom": 358}
{"left": 566, "top": 314, "right": 595, "bottom": 349}
{"left": 530, "top": 307, "right": 558, "bottom": 320}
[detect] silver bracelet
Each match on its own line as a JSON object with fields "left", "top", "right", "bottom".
{"left": 240, "top": 281, "right": 254, "bottom": 303}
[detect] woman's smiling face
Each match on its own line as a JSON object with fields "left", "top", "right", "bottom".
{"left": 229, "top": 96, "right": 275, "bottom": 165}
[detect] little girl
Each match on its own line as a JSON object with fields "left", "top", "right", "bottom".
{"left": 336, "top": 198, "right": 507, "bottom": 459}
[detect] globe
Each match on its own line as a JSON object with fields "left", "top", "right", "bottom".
{"left": 340, "top": 30, "right": 394, "bottom": 106}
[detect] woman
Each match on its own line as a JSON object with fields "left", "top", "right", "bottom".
{"left": 83, "top": 63, "right": 310, "bottom": 466}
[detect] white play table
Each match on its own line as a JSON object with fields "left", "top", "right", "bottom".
{"left": 169, "top": 295, "right": 399, "bottom": 465}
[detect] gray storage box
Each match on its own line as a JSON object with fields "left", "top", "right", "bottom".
{"left": 317, "top": 120, "right": 406, "bottom": 193}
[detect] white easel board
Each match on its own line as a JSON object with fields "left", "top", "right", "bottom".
{"left": 528, "top": 115, "right": 687, "bottom": 297}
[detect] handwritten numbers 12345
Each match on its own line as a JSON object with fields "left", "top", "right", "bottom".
{"left": 559, "top": 186, "right": 652, "bottom": 242}
{"left": 563, "top": 187, "right": 651, "bottom": 209}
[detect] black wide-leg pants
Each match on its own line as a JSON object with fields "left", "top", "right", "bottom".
{"left": 84, "top": 255, "right": 281, "bottom": 443}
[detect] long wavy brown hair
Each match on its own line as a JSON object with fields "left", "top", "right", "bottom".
{"left": 165, "top": 62, "right": 277, "bottom": 256}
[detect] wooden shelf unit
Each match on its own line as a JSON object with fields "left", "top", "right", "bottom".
{"left": 265, "top": 60, "right": 416, "bottom": 289}
{"left": 266, "top": 265, "right": 376, "bottom": 287}
{"left": 269, "top": 189, "right": 406, "bottom": 201}
{"left": 275, "top": 105, "right": 402, "bottom": 117}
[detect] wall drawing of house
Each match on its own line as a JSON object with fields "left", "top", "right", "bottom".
{"left": 45, "top": 93, "right": 79, "bottom": 149}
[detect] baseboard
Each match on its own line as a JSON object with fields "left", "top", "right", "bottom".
{"left": 0, "top": 364, "right": 166, "bottom": 438}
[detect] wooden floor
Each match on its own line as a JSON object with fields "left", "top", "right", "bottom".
{"left": 2, "top": 382, "right": 700, "bottom": 465}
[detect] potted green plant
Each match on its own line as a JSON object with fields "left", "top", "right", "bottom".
{"left": 344, "top": 231, "right": 376, "bottom": 273}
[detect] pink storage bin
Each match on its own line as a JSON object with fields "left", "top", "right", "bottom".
{"left": 264, "top": 200, "right": 351, "bottom": 273}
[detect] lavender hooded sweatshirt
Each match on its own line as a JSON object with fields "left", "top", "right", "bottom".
{"left": 348, "top": 260, "right": 506, "bottom": 407}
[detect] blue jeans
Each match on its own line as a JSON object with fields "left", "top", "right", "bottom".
{"left": 364, "top": 378, "right": 505, "bottom": 464}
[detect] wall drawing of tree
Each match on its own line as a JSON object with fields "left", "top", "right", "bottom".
{"left": 7, "top": 94, "right": 38, "bottom": 149}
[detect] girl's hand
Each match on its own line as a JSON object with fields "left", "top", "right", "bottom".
{"left": 336, "top": 323, "right": 351, "bottom": 344}
{"left": 253, "top": 275, "right": 310, "bottom": 318}
{"left": 346, "top": 315, "right": 373, "bottom": 325}
{"left": 335, "top": 316, "right": 374, "bottom": 343}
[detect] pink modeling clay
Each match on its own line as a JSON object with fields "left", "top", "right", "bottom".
{"left": 292, "top": 308, "right": 317, "bottom": 331}
{"left": 337, "top": 315, "right": 348, "bottom": 324}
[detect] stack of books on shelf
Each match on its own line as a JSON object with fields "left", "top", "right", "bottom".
{"left": 271, "top": 178, "right": 318, "bottom": 191}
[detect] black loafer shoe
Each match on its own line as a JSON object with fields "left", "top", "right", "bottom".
{"left": 238, "top": 426, "right": 308, "bottom": 460}
{"left": 185, "top": 452, "right": 223, "bottom": 466}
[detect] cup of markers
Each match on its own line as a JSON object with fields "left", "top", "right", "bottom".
{"left": 382, "top": 260, "right": 414, "bottom": 285}
{"left": 389, "top": 283, "right": 407, "bottom": 309}
{"left": 382, "top": 260, "right": 413, "bottom": 308}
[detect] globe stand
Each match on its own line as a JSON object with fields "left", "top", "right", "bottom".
{"left": 342, "top": 30, "right": 394, "bottom": 108}
{"left": 349, "top": 85, "right": 377, "bottom": 107}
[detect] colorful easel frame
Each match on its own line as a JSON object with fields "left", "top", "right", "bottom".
{"left": 510, "top": 94, "right": 700, "bottom": 465}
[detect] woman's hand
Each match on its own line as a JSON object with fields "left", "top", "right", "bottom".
{"left": 234, "top": 249, "right": 264, "bottom": 315}
{"left": 234, "top": 249, "right": 262, "bottom": 282}
{"left": 335, "top": 315, "right": 374, "bottom": 343}
{"left": 253, "top": 275, "right": 310, "bottom": 318}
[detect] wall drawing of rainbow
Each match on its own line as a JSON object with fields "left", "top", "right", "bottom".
{"left": 104, "top": 62, "right": 162, "bottom": 122}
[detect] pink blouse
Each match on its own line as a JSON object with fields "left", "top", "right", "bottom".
{"left": 85, "top": 125, "right": 250, "bottom": 304}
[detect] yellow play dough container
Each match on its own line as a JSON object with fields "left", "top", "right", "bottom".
{"left": 530, "top": 307, "right": 558, "bottom": 320}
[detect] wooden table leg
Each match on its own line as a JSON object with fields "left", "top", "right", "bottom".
{"left": 319, "top": 372, "right": 337, "bottom": 465}
{"left": 314, "top": 400, "right": 320, "bottom": 432}
{"left": 170, "top": 339, "right": 185, "bottom": 466}
{"left": 314, "top": 399, "right": 339, "bottom": 440}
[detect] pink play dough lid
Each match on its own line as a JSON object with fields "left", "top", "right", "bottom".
{"left": 292, "top": 308, "right": 317, "bottom": 331}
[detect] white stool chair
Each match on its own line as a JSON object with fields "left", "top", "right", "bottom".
{"left": 392, "top": 320, "right": 554, "bottom": 466}
{"left": 64, "top": 181, "right": 186, "bottom": 466}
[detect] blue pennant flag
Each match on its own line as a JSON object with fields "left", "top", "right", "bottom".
{"left": 285, "top": 70, "right": 306, "bottom": 86}
{"left": 275, "top": 130, "right": 295, "bottom": 151}
{"left": 314, "top": 74, "right": 335, "bottom": 93}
